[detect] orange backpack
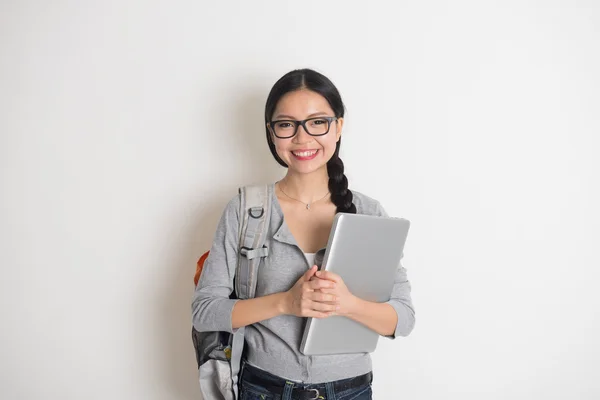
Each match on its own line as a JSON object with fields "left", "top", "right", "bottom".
{"left": 194, "top": 251, "right": 210, "bottom": 287}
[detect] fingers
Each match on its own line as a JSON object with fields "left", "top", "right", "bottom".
{"left": 302, "top": 265, "right": 318, "bottom": 282}
{"left": 290, "top": 267, "right": 342, "bottom": 319}
{"left": 301, "top": 299, "right": 338, "bottom": 314}
{"left": 306, "top": 291, "right": 338, "bottom": 303}
{"left": 306, "top": 278, "right": 335, "bottom": 291}
{"left": 315, "top": 270, "right": 340, "bottom": 283}
{"left": 315, "top": 287, "right": 335, "bottom": 295}
{"left": 307, "top": 310, "right": 335, "bottom": 319}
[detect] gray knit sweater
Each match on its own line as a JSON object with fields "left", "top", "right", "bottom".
{"left": 191, "top": 183, "right": 415, "bottom": 383}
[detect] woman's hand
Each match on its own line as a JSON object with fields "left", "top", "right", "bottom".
{"left": 281, "top": 266, "right": 340, "bottom": 318}
{"left": 311, "top": 270, "right": 359, "bottom": 317}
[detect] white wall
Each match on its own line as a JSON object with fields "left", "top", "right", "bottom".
{"left": 1, "top": 1, "right": 599, "bottom": 399}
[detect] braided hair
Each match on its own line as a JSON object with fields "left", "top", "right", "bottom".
{"left": 265, "top": 69, "right": 356, "bottom": 214}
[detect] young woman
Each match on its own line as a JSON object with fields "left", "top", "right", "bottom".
{"left": 192, "top": 69, "right": 415, "bottom": 400}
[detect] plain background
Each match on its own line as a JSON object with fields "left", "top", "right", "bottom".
{"left": 1, "top": 1, "right": 599, "bottom": 399}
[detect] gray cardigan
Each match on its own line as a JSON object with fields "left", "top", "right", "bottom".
{"left": 191, "top": 183, "right": 415, "bottom": 383}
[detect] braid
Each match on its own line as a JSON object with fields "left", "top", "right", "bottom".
{"left": 327, "top": 153, "right": 356, "bottom": 214}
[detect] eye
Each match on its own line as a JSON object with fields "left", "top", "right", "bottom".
{"left": 275, "top": 121, "right": 294, "bottom": 129}
{"left": 309, "top": 118, "right": 328, "bottom": 126}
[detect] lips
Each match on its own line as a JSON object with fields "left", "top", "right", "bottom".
{"left": 291, "top": 149, "right": 319, "bottom": 160}
{"left": 292, "top": 150, "right": 318, "bottom": 157}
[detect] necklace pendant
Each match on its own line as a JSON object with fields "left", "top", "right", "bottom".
{"left": 306, "top": 203, "right": 310, "bottom": 210}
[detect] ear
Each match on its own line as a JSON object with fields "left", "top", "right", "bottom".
{"left": 335, "top": 117, "right": 344, "bottom": 142}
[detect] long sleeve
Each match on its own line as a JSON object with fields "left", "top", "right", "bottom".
{"left": 385, "top": 257, "right": 415, "bottom": 337}
{"left": 375, "top": 201, "right": 416, "bottom": 338}
{"left": 191, "top": 194, "right": 241, "bottom": 333}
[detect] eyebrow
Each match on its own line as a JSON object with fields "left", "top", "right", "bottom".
{"left": 273, "top": 111, "right": 329, "bottom": 120}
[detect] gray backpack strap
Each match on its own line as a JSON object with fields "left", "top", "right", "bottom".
{"left": 235, "top": 184, "right": 272, "bottom": 300}
{"left": 230, "top": 184, "right": 272, "bottom": 398}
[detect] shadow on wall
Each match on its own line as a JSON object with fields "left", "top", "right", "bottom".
{"left": 154, "top": 82, "right": 284, "bottom": 399}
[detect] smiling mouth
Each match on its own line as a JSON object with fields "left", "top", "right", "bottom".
{"left": 292, "top": 150, "right": 318, "bottom": 157}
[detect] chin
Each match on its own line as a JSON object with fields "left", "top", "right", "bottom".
{"left": 288, "top": 163, "right": 328, "bottom": 175}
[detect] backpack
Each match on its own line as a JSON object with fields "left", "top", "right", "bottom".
{"left": 192, "top": 185, "right": 272, "bottom": 400}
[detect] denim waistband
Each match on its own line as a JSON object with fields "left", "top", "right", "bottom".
{"left": 240, "top": 361, "right": 372, "bottom": 399}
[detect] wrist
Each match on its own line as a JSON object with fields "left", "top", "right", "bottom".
{"left": 275, "top": 291, "right": 289, "bottom": 316}
{"left": 346, "top": 295, "right": 362, "bottom": 318}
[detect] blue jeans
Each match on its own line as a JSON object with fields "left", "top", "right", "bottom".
{"left": 239, "top": 362, "right": 373, "bottom": 400}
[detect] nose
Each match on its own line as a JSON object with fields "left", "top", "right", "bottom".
{"left": 292, "top": 123, "right": 313, "bottom": 143}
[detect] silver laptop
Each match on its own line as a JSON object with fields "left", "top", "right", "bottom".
{"left": 300, "top": 213, "right": 410, "bottom": 355}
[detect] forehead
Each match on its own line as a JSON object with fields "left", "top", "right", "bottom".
{"left": 273, "top": 89, "right": 333, "bottom": 119}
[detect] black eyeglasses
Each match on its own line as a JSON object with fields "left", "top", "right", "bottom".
{"left": 268, "top": 116, "right": 338, "bottom": 139}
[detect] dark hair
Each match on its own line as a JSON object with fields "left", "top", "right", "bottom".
{"left": 265, "top": 69, "right": 356, "bottom": 214}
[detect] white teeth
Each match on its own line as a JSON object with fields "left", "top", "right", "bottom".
{"left": 293, "top": 150, "right": 318, "bottom": 157}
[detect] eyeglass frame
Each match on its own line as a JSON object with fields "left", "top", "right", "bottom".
{"left": 267, "top": 116, "right": 339, "bottom": 139}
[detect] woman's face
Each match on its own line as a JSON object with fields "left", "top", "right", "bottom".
{"left": 269, "top": 89, "right": 343, "bottom": 175}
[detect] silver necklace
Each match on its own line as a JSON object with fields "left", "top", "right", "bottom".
{"left": 278, "top": 182, "right": 330, "bottom": 210}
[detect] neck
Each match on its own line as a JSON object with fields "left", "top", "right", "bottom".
{"left": 279, "top": 167, "right": 330, "bottom": 204}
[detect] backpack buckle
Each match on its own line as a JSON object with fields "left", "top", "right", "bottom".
{"left": 248, "top": 206, "right": 264, "bottom": 219}
{"left": 240, "top": 245, "right": 269, "bottom": 260}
